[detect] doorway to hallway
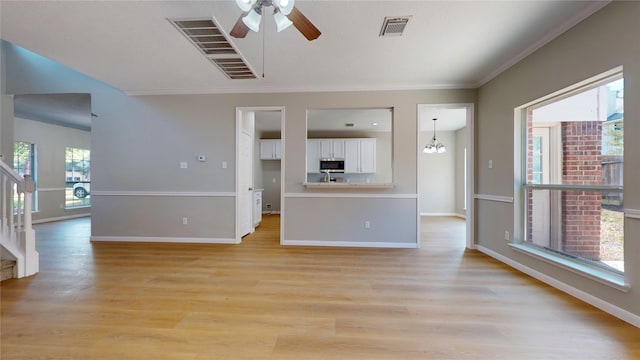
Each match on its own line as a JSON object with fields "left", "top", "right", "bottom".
{"left": 417, "top": 104, "right": 474, "bottom": 249}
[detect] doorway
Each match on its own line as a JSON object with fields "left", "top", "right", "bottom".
{"left": 417, "top": 104, "right": 474, "bottom": 249}
{"left": 235, "top": 107, "right": 284, "bottom": 244}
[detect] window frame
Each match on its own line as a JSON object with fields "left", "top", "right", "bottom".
{"left": 513, "top": 68, "right": 627, "bottom": 290}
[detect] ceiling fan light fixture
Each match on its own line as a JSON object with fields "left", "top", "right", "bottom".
{"left": 274, "top": 0, "right": 295, "bottom": 15}
{"left": 235, "top": 0, "right": 257, "bottom": 12}
{"left": 274, "top": 10, "right": 293, "bottom": 32}
{"left": 242, "top": 7, "right": 262, "bottom": 32}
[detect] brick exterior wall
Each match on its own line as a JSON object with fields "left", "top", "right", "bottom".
{"left": 561, "top": 121, "right": 602, "bottom": 260}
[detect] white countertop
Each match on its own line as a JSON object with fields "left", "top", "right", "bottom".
{"left": 303, "top": 182, "right": 394, "bottom": 189}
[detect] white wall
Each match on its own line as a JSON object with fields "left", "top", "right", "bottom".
{"left": 455, "top": 127, "right": 467, "bottom": 217}
{"left": 14, "top": 117, "right": 91, "bottom": 222}
{"left": 419, "top": 130, "right": 456, "bottom": 215}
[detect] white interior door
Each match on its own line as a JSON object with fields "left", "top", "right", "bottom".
{"left": 239, "top": 130, "right": 253, "bottom": 237}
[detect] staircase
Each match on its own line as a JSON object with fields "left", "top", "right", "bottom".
{"left": 0, "top": 160, "right": 39, "bottom": 279}
{"left": 1, "top": 259, "right": 17, "bottom": 281}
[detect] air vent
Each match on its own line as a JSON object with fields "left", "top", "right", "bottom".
{"left": 345, "top": 123, "right": 355, "bottom": 127}
{"left": 379, "top": 16, "right": 412, "bottom": 36}
{"left": 170, "top": 18, "right": 257, "bottom": 79}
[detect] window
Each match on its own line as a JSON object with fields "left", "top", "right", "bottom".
{"left": 519, "top": 71, "right": 624, "bottom": 276}
{"left": 65, "top": 147, "right": 91, "bottom": 208}
{"left": 13, "top": 141, "right": 37, "bottom": 212}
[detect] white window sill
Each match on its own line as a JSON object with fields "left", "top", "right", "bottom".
{"left": 65, "top": 205, "right": 91, "bottom": 210}
{"left": 509, "top": 243, "right": 629, "bottom": 292}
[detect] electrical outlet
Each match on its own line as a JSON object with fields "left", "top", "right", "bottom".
{"left": 180, "top": 161, "right": 188, "bottom": 169}
{"left": 504, "top": 231, "right": 510, "bottom": 241}
{"left": 365, "top": 221, "right": 371, "bottom": 229}
{"left": 222, "top": 161, "right": 228, "bottom": 169}
{"left": 488, "top": 160, "right": 493, "bottom": 169}
{"left": 182, "top": 217, "right": 188, "bottom": 225}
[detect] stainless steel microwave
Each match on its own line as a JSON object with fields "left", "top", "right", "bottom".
{"left": 319, "top": 158, "right": 345, "bottom": 173}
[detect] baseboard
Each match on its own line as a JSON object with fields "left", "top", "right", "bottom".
{"left": 476, "top": 245, "right": 640, "bottom": 328}
{"left": 91, "top": 236, "right": 239, "bottom": 244}
{"left": 281, "top": 240, "right": 418, "bottom": 248}
{"left": 33, "top": 213, "right": 90, "bottom": 224}
{"left": 262, "top": 211, "right": 281, "bottom": 215}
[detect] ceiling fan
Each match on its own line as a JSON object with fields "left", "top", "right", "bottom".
{"left": 230, "top": 0, "right": 321, "bottom": 41}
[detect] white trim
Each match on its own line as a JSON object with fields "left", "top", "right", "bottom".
{"left": 284, "top": 192, "right": 417, "bottom": 199}
{"left": 33, "top": 213, "right": 90, "bottom": 224}
{"left": 262, "top": 211, "right": 281, "bottom": 215}
{"left": 420, "top": 212, "right": 462, "bottom": 217}
{"left": 625, "top": 208, "right": 640, "bottom": 219}
{"left": 476, "top": 1, "right": 610, "bottom": 87}
{"left": 90, "top": 236, "right": 239, "bottom": 244}
{"left": 303, "top": 183, "right": 394, "bottom": 190}
{"left": 507, "top": 243, "right": 627, "bottom": 290}
{"left": 476, "top": 245, "right": 640, "bottom": 328}
{"left": 91, "top": 191, "right": 235, "bottom": 197}
{"left": 282, "top": 240, "right": 418, "bottom": 249}
{"left": 474, "top": 194, "right": 514, "bottom": 203}
{"left": 36, "top": 187, "right": 65, "bottom": 192}
{"left": 123, "top": 82, "right": 477, "bottom": 97}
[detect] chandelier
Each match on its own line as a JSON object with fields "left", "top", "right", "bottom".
{"left": 423, "top": 118, "right": 446, "bottom": 154}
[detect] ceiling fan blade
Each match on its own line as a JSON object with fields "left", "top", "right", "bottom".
{"left": 230, "top": 13, "right": 250, "bottom": 38}
{"left": 287, "top": 7, "right": 321, "bottom": 41}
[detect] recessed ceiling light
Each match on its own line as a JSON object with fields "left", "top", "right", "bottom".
{"left": 371, "top": 122, "right": 379, "bottom": 126}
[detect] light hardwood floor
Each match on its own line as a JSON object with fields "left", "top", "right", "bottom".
{"left": 1, "top": 215, "right": 639, "bottom": 359}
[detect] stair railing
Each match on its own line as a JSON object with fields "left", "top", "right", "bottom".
{"left": 0, "top": 160, "right": 38, "bottom": 278}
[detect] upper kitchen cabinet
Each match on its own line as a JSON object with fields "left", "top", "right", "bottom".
{"left": 306, "top": 108, "right": 393, "bottom": 184}
{"left": 345, "top": 138, "right": 376, "bottom": 173}
{"left": 260, "top": 139, "right": 281, "bottom": 160}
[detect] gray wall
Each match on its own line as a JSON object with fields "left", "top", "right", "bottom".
{"left": 0, "top": 42, "right": 13, "bottom": 165}
{"left": 14, "top": 117, "right": 91, "bottom": 222}
{"left": 476, "top": 2, "right": 640, "bottom": 318}
{"left": 2, "top": 40, "right": 476, "bottom": 245}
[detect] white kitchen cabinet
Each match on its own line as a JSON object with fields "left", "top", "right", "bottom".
{"left": 319, "top": 139, "right": 345, "bottom": 159}
{"left": 260, "top": 139, "right": 281, "bottom": 160}
{"left": 345, "top": 139, "right": 376, "bottom": 173}
{"left": 309, "top": 138, "right": 375, "bottom": 174}
{"left": 307, "top": 139, "right": 321, "bottom": 173}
